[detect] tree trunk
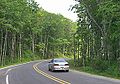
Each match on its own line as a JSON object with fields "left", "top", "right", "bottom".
{"left": 11, "top": 33, "right": 16, "bottom": 63}
{"left": 86, "top": 38, "right": 90, "bottom": 62}
{"left": 77, "top": 41, "right": 80, "bottom": 66}
{"left": 46, "top": 34, "right": 49, "bottom": 58}
{"left": 32, "top": 33, "right": 35, "bottom": 60}
{"left": 73, "top": 34, "right": 76, "bottom": 66}
{"left": 44, "top": 33, "right": 48, "bottom": 59}
{"left": 2, "top": 28, "right": 8, "bottom": 66}
{"left": 0, "top": 29, "right": 3, "bottom": 65}
{"left": 32, "top": 33, "right": 35, "bottom": 53}
{"left": 19, "top": 33, "right": 22, "bottom": 62}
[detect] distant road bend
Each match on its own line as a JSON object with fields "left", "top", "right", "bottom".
{"left": 0, "top": 60, "right": 120, "bottom": 84}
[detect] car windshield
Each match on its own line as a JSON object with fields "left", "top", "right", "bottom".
{"left": 54, "top": 59, "right": 66, "bottom": 62}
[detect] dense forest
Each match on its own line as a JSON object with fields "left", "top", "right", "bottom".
{"left": 0, "top": 0, "right": 77, "bottom": 66}
{"left": 0, "top": 0, "right": 120, "bottom": 78}
{"left": 72, "top": 0, "right": 120, "bottom": 77}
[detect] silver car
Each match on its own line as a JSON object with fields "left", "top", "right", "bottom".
{"left": 48, "top": 58, "right": 69, "bottom": 72}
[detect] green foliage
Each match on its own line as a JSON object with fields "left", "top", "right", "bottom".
{"left": 23, "top": 50, "right": 34, "bottom": 58}
{"left": 36, "top": 43, "right": 45, "bottom": 51}
{"left": 0, "top": 0, "right": 77, "bottom": 66}
{"left": 92, "top": 60, "right": 109, "bottom": 71}
{"left": 71, "top": 0, "right": 120, "bottom": 78}
{"left": 69, "top": 59, "right": 120, "bottom": 79}
{"left": 73, "top": 0, "right": 120, "bottom": 66}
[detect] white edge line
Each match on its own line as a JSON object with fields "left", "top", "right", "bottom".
{"left": 5, "top": 69, "right": 12, "bottom": 75}
{"left": 2, "top": 59, "right": 50, "bottom": 84}
{"left": 6, "top": 75, "right": 9, "bottom": 84}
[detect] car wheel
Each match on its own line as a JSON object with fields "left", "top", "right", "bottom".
{"left": 48, "top": 68, "right": 51, "bottom": 71}
{"left": 51, "top": 68, "right": 54, "bottom": 72}
{"left": 66, "top": 70, "right": 69, "bottom": 72}
{"left": 48, "top": 66, "right": 51, "bottom": 71}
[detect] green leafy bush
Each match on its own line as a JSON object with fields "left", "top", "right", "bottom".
{"left": 92, "top": 59, "right": 109, "bottom": 71}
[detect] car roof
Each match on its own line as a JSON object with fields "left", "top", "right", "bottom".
{"left": 53, "top": 58, "right": 65, "bottom": 60}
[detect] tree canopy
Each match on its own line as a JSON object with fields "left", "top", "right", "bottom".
{"left": 0, "top": 0, "right": 77, "bottom": 66}
{"left": 72, "top": 0, "right": 120, "bottom": 75}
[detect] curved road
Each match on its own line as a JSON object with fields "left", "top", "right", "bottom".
{"left": 0, "top": 60, "right": 120, "bottom": 84}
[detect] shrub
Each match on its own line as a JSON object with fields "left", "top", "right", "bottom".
{"left": 92, "top": 59, "right": 109, "bottom": 71}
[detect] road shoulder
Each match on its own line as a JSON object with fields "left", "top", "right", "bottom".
{"left": 71, "top": 69, "right": 120, "bottom": 83}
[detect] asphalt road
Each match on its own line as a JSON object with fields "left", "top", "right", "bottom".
{"left": 0, "top": 60, "right": 120, "bottom": 84}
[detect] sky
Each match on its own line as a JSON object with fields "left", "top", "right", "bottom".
{"left": 35, "top": 0, "right": 78, "bottom": 22}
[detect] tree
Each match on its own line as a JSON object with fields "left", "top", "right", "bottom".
{"left": 72, "top": 0, "right": 120, "bottom": 72}
{"left": 0, "top": 0, "right": 77, "bottom": 66}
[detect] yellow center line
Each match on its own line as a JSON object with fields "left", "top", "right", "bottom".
{"left": 33, "top": 62, "right": 71, "bottom": 84}
{"left": 34, "top": 66, "right": 69, "bottom": 84}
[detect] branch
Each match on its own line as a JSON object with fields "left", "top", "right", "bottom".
{"left": 85, "top": 7, "right": 104, "bottom": 36}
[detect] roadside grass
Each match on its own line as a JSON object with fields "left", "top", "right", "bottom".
{"left": 68, "top": 59, "right": 120, "bottom": 79}
{"left": 0, "top": 53, "right": 71, "bottom": 69}
{"left": 0, "top": 56, "right": 41, "bottom": 69}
